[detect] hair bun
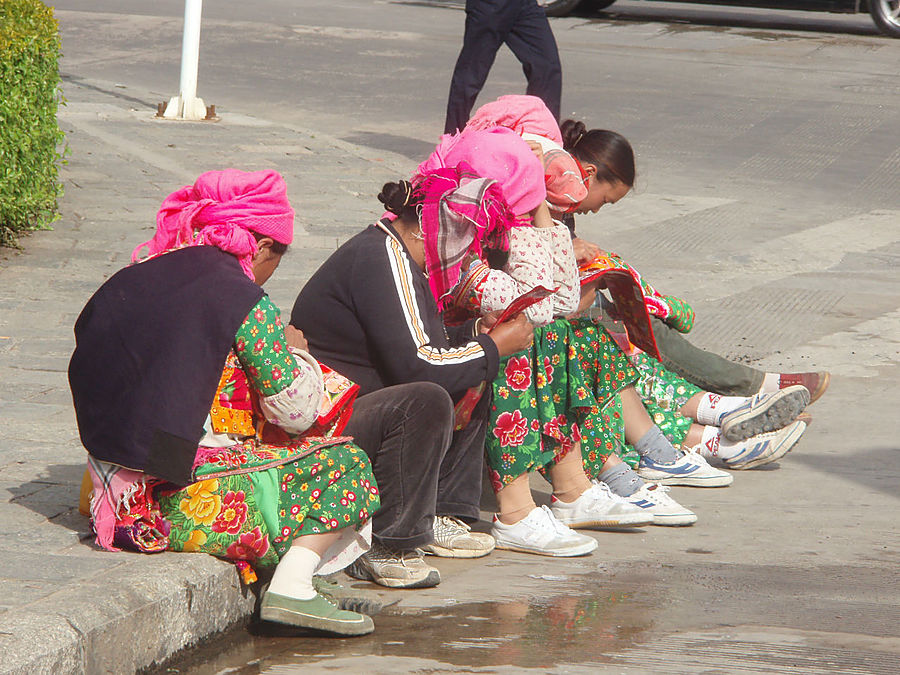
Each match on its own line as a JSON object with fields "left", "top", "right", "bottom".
{"left": 560, "top": 119, "right": 587, "bottom": 151}
{"left": 378, "top": 180, "right": 413, "bottom": 215}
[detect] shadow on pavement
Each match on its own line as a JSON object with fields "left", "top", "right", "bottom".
{"left": 788, "top": 445, "right": 900, "bottom": 497}
{"left": 8, "top": 462, "right": 89, "bottom": 532}
{"left": 574, "top": 6, "right": 881, "bottom": 39}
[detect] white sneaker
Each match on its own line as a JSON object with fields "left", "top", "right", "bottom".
{"left": 421, "top": 515, "right": 496, "bottom": 558}
{"left": 550, "top": 482, "right": 653, "bottom": 529}
{"left": 638, "top": 452, "right": 733, "bottom": 487}
{"left": 720, "top": 385, "right": 810, "bottom": 442}
{"left": 491, "top": 505, "right": 598, "bottom": 557}
{"left": 628, "top": 484, "right": 697, "bottom": 526}
{"left": 723, "top": 420, "right": 806, "bottom": 470}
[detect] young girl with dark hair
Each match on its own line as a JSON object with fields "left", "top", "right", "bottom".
{"left": 557, "top": 119, "right": 814, "bottom": 476}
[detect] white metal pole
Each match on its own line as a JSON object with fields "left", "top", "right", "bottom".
{"left": 163, "top": 0, "right": 207, "bottom": 120}
{"left": 179, "top": 0, "right": 202, "bottom": 104}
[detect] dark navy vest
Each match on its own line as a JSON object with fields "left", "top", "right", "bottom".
{"left": 68, "top": 246, "right": 264, "bottom": 485}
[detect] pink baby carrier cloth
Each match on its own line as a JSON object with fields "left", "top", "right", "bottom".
{"left": 466, "top": 95, "right": 588, "bottom": 214}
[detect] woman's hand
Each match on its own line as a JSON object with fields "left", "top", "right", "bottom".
{"left": 479, "top": 310, "right": 503, "bottom": 333}
{"left": 488, "top": 313, "right": 535, "bottom": 357}
{"left": 572, "top": 237, "right": 601, "bottom": 264}
{"left": 284, "top": 325, "right": 309, "bottom": 352}
{"left": 525, "top": 139, "right": 545, "bottom": 163}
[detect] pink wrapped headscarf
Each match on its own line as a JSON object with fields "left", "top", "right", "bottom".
{"left": 466, "top": 95, "right": 587, "bottom": 214}
{"left": 414, "top": 127, "right": 546, "bottom": 217}
{"left": 132, "top": 169, "right": 295, "bottom": 279}
{"left": 466, "top": 94, "right": 563, "bottom": 145}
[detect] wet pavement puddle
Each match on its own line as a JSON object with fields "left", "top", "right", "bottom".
{"left": 159, "top": 563, "right": 900, "bottom": 674}
{"left": 161, "top": 574, "right": 655, "bottom": 673}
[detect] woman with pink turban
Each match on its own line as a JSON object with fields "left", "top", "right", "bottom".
{"left": 69, "top": 169, "right": 380, "bottom": 636}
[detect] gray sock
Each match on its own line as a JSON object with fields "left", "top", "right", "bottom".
{"left": 599, "top": 463, "right": 645, "bottom": 497}
{"left": 634, "top": 425, "right": 681, "bottom": 464}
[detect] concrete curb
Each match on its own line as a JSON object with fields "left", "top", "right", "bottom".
{"left": 0, "top": 556, "right": 253, "bottom": 675}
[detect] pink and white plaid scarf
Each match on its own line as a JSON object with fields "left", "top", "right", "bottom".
{"left": 417, "top": 162, "right": 518, "bottom": 310}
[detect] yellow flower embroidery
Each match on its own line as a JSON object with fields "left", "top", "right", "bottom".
{"left": 179, "top": 479, "right": 221, "bottom": 526}
{"left": 182, "top": 530, "right": 208, "bottom": 552}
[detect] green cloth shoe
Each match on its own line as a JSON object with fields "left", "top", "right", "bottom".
{"left": 260, "top": 590, "right": 374, "bottom": 636}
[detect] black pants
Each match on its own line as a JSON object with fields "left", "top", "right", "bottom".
{"left": 444, "top": 0, "right": 562, "bottom": 134}
{"left": 343, "top": 382, "right": 488, "bottom": 550}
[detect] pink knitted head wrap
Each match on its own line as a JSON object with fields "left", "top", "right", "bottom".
{"left": 132, "top": 169, "right": 295, "bottom": 279}
{"left": 414, "top": 127, "right": 546, "bottom": 217}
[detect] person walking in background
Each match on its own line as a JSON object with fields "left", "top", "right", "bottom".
{"left": 444, "top": 0, "right": 562, "bottom": 135}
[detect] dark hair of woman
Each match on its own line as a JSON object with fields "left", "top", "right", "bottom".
{"left": 560, "top": 119, "right": 636, "bottom": 189}
{"left": 379, "top": 179, "right": 508, "bottom": 268}
{"left": 483, "top": 246, "right": 509, "bottom": 270}
{"left": 378, "top": 180, "right": 421, "bottom": 221}
{"left": 252, "top": 231, "right": 289, "bottom": 255}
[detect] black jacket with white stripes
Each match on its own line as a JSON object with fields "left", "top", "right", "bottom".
{"left": 290, "top": 220, "right": 499, "bottom": 399}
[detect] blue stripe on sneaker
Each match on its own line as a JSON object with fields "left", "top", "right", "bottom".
{"left": 641, "top": 458, "right": 701, "bottom": 475}
{"left": 736, "top": 441, "right": 770, "bottom": 463}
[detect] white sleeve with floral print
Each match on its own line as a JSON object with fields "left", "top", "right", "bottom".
{"left": 257, "top": 348, "right": 324, "bottom": 435}
{"left": 480, "top": 225, "right": 579, "bottom": 326}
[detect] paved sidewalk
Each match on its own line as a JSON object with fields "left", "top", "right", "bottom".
{"left": 0, "top": 76, "right": 413, "bottom": 674}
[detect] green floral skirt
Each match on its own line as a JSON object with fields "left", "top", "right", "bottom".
{"left": 629, "top": 350, "right": 701, "bottom": 448}
{"left": 566, "top": 318, "right": 641, "bottom": 472}
{"left": 485, "top": 319, "right": 598, "bottom": 492}
{"left": 159, "top": 439, "right": 380, "bottom": 569}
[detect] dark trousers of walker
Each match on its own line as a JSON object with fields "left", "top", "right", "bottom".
{"left": 444, "top": 0, "right": 562, "bottom": 134}
{"left": 342, "top": 382, "right": 488, "bottom": 551}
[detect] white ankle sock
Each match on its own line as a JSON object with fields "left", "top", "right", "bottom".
{"left": 267, "top": 546, "right": 320, "bottom": 600}
{"left": 690, "top": 426, "right": 749, "bottom": 462}
{"left": 695, "top": 393, "right": 752, "bottom": 426}
{"left": 759, "top": 372, "right": 780, "bottom": 394}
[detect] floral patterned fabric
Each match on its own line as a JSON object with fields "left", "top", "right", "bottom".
{"left": 581, "top": 250, "right": 695, "bottom": 333}
{"left": 160, "top": 441, "right": 379, "bottom": 569}
{"left": 485, "top": 320, "right": 595, "bottom": 491}
{"left": 565, "top": 318, "right": 641, "bottom": 472}
{"left": 628, "top": 349, "right": 701, "bottom": 448}
{"left": 234, "top": 296, "right": 303, "bottom": 396}
{"left": 156, "top": 296, "right": 380, "bottom": 572}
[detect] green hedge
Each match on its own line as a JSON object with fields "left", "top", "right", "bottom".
{"left": 0, "top": 0, "right": 65, "bottom": 248}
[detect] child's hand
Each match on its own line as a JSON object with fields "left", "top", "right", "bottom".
{"left": 572, "top": 237, "right": 601, "bottom": 264}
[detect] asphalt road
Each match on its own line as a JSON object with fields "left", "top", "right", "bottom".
{"left": 45, "top": 1, "right": 900, "bottom": 672}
